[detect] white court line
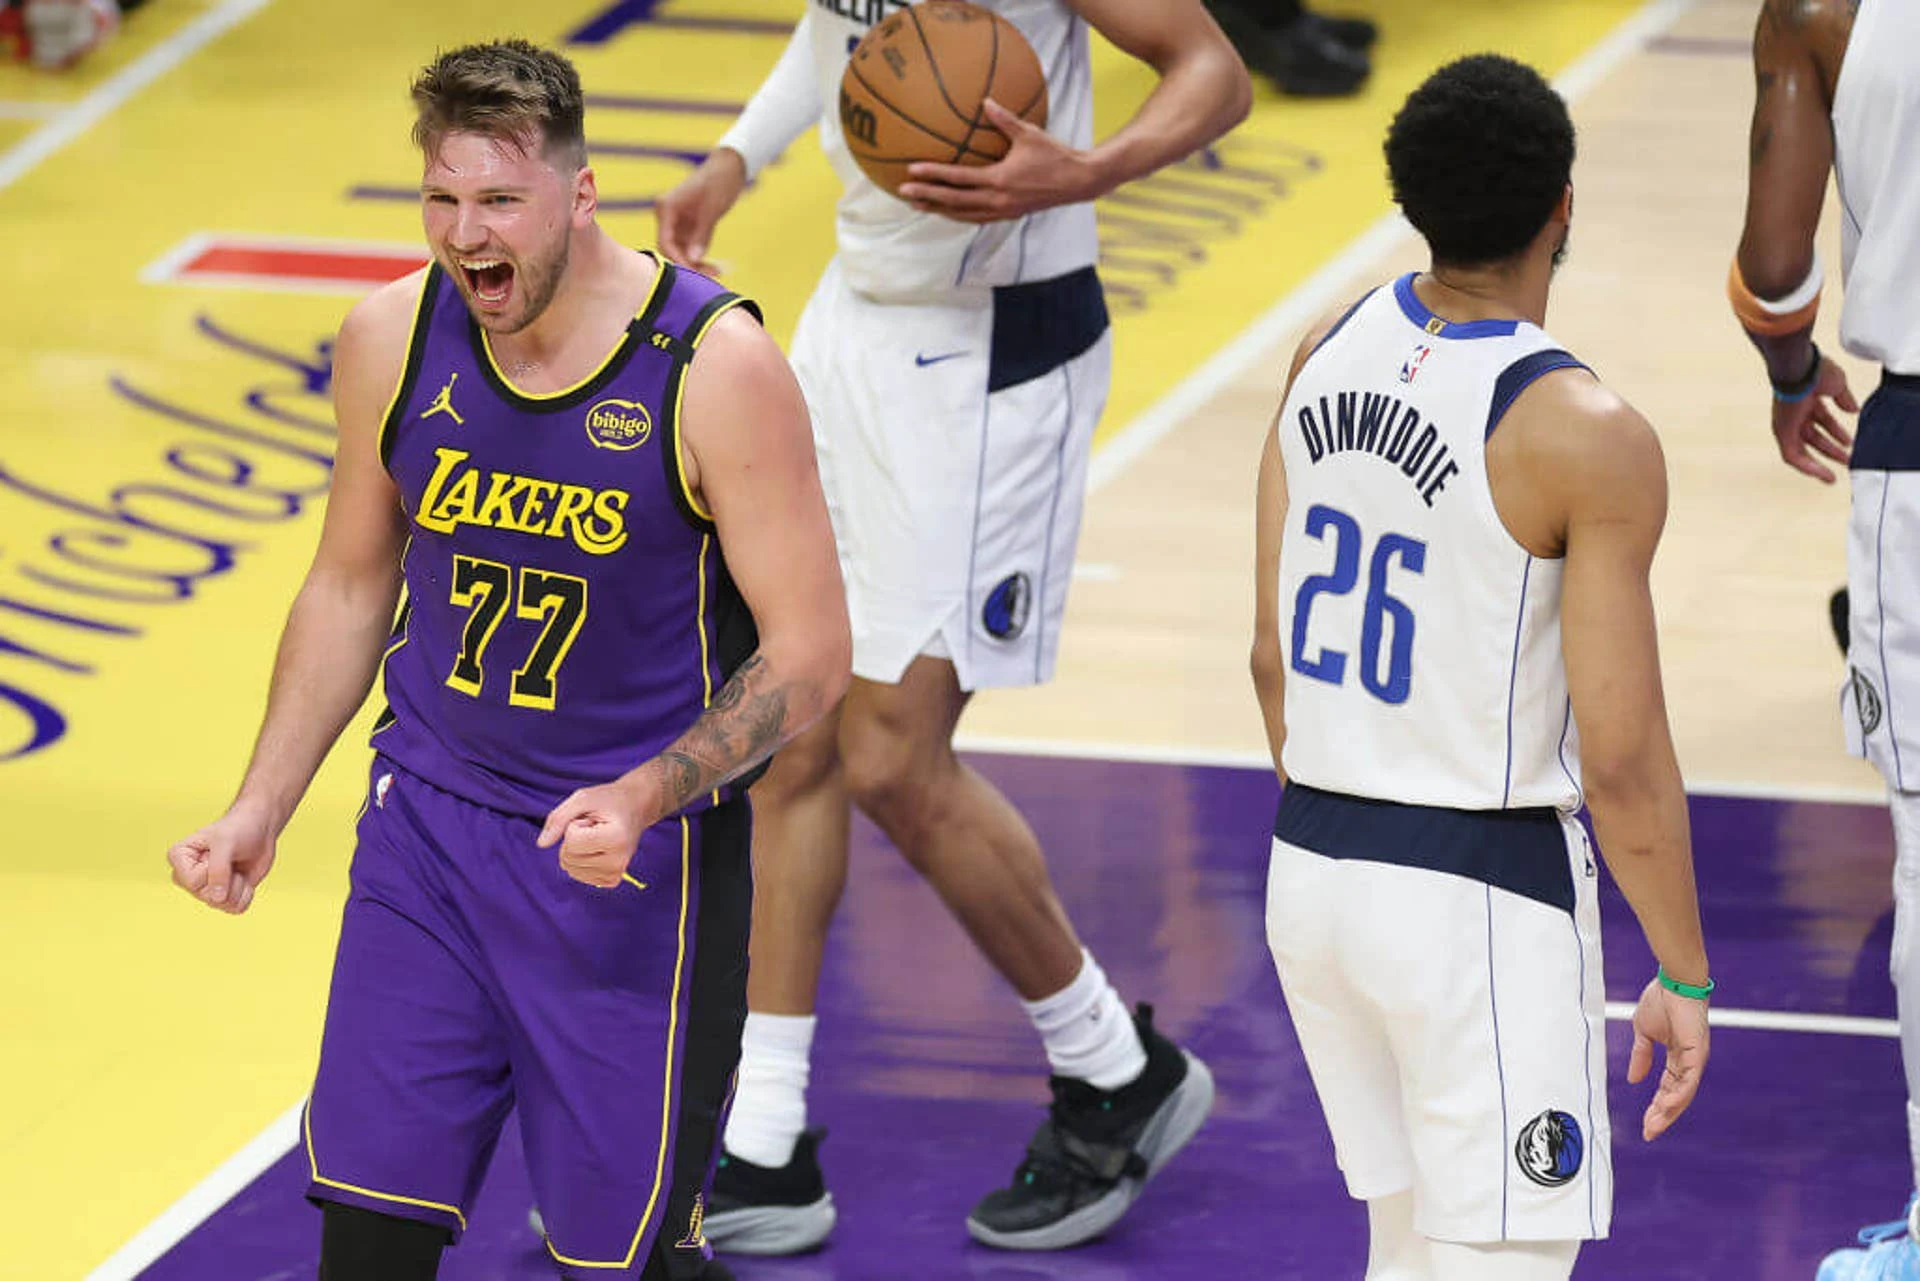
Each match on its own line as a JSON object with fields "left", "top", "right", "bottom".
{"left": 955, "top": 733, "right": 1888, "bottom": 808}
{"left": 80, "top": 0, "right": 1717, "bottom": 1272}
{"left": 1069, "top": 561, "right": 1122, "bottom": 582}
{"left": 0, "top": 0, "right": 273, "bottom": 196}
{"left": 84, "top": 1099, "right": 305, "bottom": 1281}
{"left": 1604, "top": 1003, "right": 1897, "bottom": 1038}
{"left": 0, "top": 99, "right": 64, "bottom": 120}
{"left": 1086, "top": 0, "right": 1700, "bottom": 496}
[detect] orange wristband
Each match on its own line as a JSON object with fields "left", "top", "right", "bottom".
{"left": 1728, "top": 254, "right": 1823, "bottom": 337}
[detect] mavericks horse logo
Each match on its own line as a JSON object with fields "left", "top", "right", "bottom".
{"left": 1852, "top": 666, "right": 1884, "bottom": 736}
{"left": 1515, "top": 1110, "right": 1584, "bottom": 1188}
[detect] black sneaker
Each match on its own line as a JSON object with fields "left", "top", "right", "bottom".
{"left": 1296, "top": 10, "right": 1379, "bottom": 52}
{"left": 1203, "top": 0, "right": 1370, "bottom": 97}
{"left": 703, "top": 1128, "right": 837, "bottom": 1256}
{"left": 966, "top": 1005, "right": 1215, "bottom": 1250}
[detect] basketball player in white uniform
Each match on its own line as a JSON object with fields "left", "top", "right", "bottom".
{"left": 645, "top": 0, "right": 1250, "bottom": 1254}
{"left": 1733, "top": 3, "right": 1920, "bottom": 1276}
{"left": 1254, "top": 57, "right": 1712, "bottom": 1281}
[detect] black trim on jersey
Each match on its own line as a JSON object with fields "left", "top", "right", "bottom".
{"left": 1853, "top": 375, "right": 1920, "bottom": 471}
{"left": 367, "top": 594, "right": 411, "bottom": 743}
{"left": 1274, "top": 783, "right": 1576, "bottom": 914}
{"left": 988, "top": 266, "right": 1109, "bottom": 393}
{"left": 1485, "top": 349, "right": 1590, "bottom": 440}
{"left": 642, "top": 796, "right": 750, "bottom": 1276}
{"left": 467, "top": 305, "right": 649, "bottom": 416}
{"left": 711, "top": 553, "right": 767, "bottom": 798}
{"left": 378, "top": 266, "right": 445, "bottom": 469}
{"left": 659, "top": 288, "right": 765, "bottom": 534}
{"left": 635, "top": 260, "right": 680, "bottom": 338}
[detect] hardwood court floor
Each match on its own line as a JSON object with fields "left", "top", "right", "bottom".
{"left": 0, "top": 1, "right": 1894, "bottom": 1277}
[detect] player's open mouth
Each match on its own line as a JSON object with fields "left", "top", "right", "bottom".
{"left": 458, "top": 257, "right": 515, "bottom": 306}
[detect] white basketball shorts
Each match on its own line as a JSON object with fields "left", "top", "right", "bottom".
{"left": 1844, "top": 373, "right": 1920, "bottom": 785}
{"left": 787, "top": 258, "right": 1111, "bottom": 690}
{"left": 1265, "top": 784, "right": 1613, "bottom": 1243}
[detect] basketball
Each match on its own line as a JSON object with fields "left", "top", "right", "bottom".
{"left": 838, "top": 0, "right": 1049, "bottom": 199}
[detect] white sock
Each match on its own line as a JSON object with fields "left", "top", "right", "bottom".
{"left": 1022, "top": 949, "right": 1147, "bottom": 1090}
{"left": 722, "top": 1012, "right": 815, "bottom": 1169}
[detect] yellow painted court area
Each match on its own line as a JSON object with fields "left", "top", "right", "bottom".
{"left": 0, "top": 1, "right": 1636, "bottom": 1273}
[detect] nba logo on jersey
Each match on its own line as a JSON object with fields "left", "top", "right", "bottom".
{"left": 374, "top": 772, "right": 393, "bottom": 809}
{"left": 1399, "top": 343, "right": 1433, "bottom": 384}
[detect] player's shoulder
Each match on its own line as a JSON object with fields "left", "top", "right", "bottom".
{"left": 332, "top": 268, "right": 431, "bottom": 407}
{"left": 337, "top": 268, "right": 432, "bottom": 363}
{"left": 1509, "top": 367, "right": 1664, "bottom": 494}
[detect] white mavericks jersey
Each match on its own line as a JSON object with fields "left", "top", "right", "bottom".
{"left": 1276, "top": 276, "right": 1589, "bottom": 812}
{"left": 1833, "top": 0, "right": 1920, "bottom": 375}
{"left": 806, "top": 0, "right": 1097, "bottom": 302}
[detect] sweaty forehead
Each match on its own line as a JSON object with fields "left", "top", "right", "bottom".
{"left": 423, "top": 131, "right": 551, "bottom": 187}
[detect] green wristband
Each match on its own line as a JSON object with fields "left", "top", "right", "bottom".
{"left": 1657, "top": 966, "right": 1715, "bottom": 1000}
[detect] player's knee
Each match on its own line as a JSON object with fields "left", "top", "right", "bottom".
{"left": 841, "top": 720, "right": 943, "bottom": 842}
{"left": 756, "top": 715, "right": 843, "bottom": 803}
{"left": 318, "top": 1202, "right": 449, "bottom": 1281}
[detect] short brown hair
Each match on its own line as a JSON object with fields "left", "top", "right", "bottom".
{"left": 411, "top": 39, "right": 587, "bottom": 169}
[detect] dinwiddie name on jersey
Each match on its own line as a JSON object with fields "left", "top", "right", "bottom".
{"left": 1295, "top": 391, "right": 1461, "bottom": 509}
{"left": 814, "top": 0, "right": 910, "bottom": 27}
{"left": 414, "top": 446, "right": 630, "bottom": 556}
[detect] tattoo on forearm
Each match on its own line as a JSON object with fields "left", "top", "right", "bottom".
{"left": 650, "top": 653, "right": 804, "bottom": 812}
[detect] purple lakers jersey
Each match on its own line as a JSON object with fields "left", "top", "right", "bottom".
{"left": 370, "top": 254, "right": 761, "bottom": 818}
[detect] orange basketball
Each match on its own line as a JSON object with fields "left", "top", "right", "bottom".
{"left": 838, "top": 0, "right": 1049, "bottom": 199}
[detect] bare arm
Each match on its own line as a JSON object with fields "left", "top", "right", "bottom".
{"left": 658, "top": 14, "right": 821, "bottom": 272}
{"left": 1061, "top": 0, "right": 1252, "bottom": 198}
{"left": 1735, "top": 0, "right": 1839, "bottom": 382}
{"left": 1735, "top": 0, "right": 1860, "bottom": 481}
{"left": 646, "top": 310, "right": 850, "bottom": 809}
{"left": 1252, "top": 312, "right": 1344, "bottom": 784}
{"left": 1525, "top": 377, "right": 1709, "bottom": 1138}
{"left": 1524, "top": 379, "right": 1714, "bottom": 1132}
{"left": 166, "top": 275, "right": 416, "bottom": 911}
{"left": 1543, "top": 384, "right": 1706, "bottom": 985}
{"left": 1252, "top": 426, "right": 1288, "bottom": 782}
{"left": 233, "top": 283, "right": 414, "bottom": 828}
{"left": 538, "top": 306, "right": 852, "bottom": 886}
{"left": 899, "top": 0, "right": 1251, "bottom": 221}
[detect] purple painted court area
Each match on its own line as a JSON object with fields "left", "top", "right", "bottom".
{"left": 139, "top": 755, "right": 1905, "bottom": 1280}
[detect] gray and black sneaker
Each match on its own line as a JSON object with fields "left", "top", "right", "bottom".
{"left": 966, "top": 1004, "right": 1215, "bottom": 1251}
{"left": 703, "top": 1128, "right": 837, "bottom": 1256}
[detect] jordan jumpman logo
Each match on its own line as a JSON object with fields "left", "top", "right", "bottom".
{"left": 423, "top": 372, "right": 465, "bottom": 426}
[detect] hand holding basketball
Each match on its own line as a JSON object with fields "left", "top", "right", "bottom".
{"left": 1627, "top": 977, "right": 1710, "bottom": 1141}
{"left": 167, "top": 805, "right": 277, "bottom": 915}
{"left": 898, "top": 98, "right": 1099, "bottom": 224}
{"left": 840, "top": 0, "right": 1054, "bottom": 215}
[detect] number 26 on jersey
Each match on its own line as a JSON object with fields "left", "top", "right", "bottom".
{"left": 1290, "top": 504, "right": 1427, "bottom": 706}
